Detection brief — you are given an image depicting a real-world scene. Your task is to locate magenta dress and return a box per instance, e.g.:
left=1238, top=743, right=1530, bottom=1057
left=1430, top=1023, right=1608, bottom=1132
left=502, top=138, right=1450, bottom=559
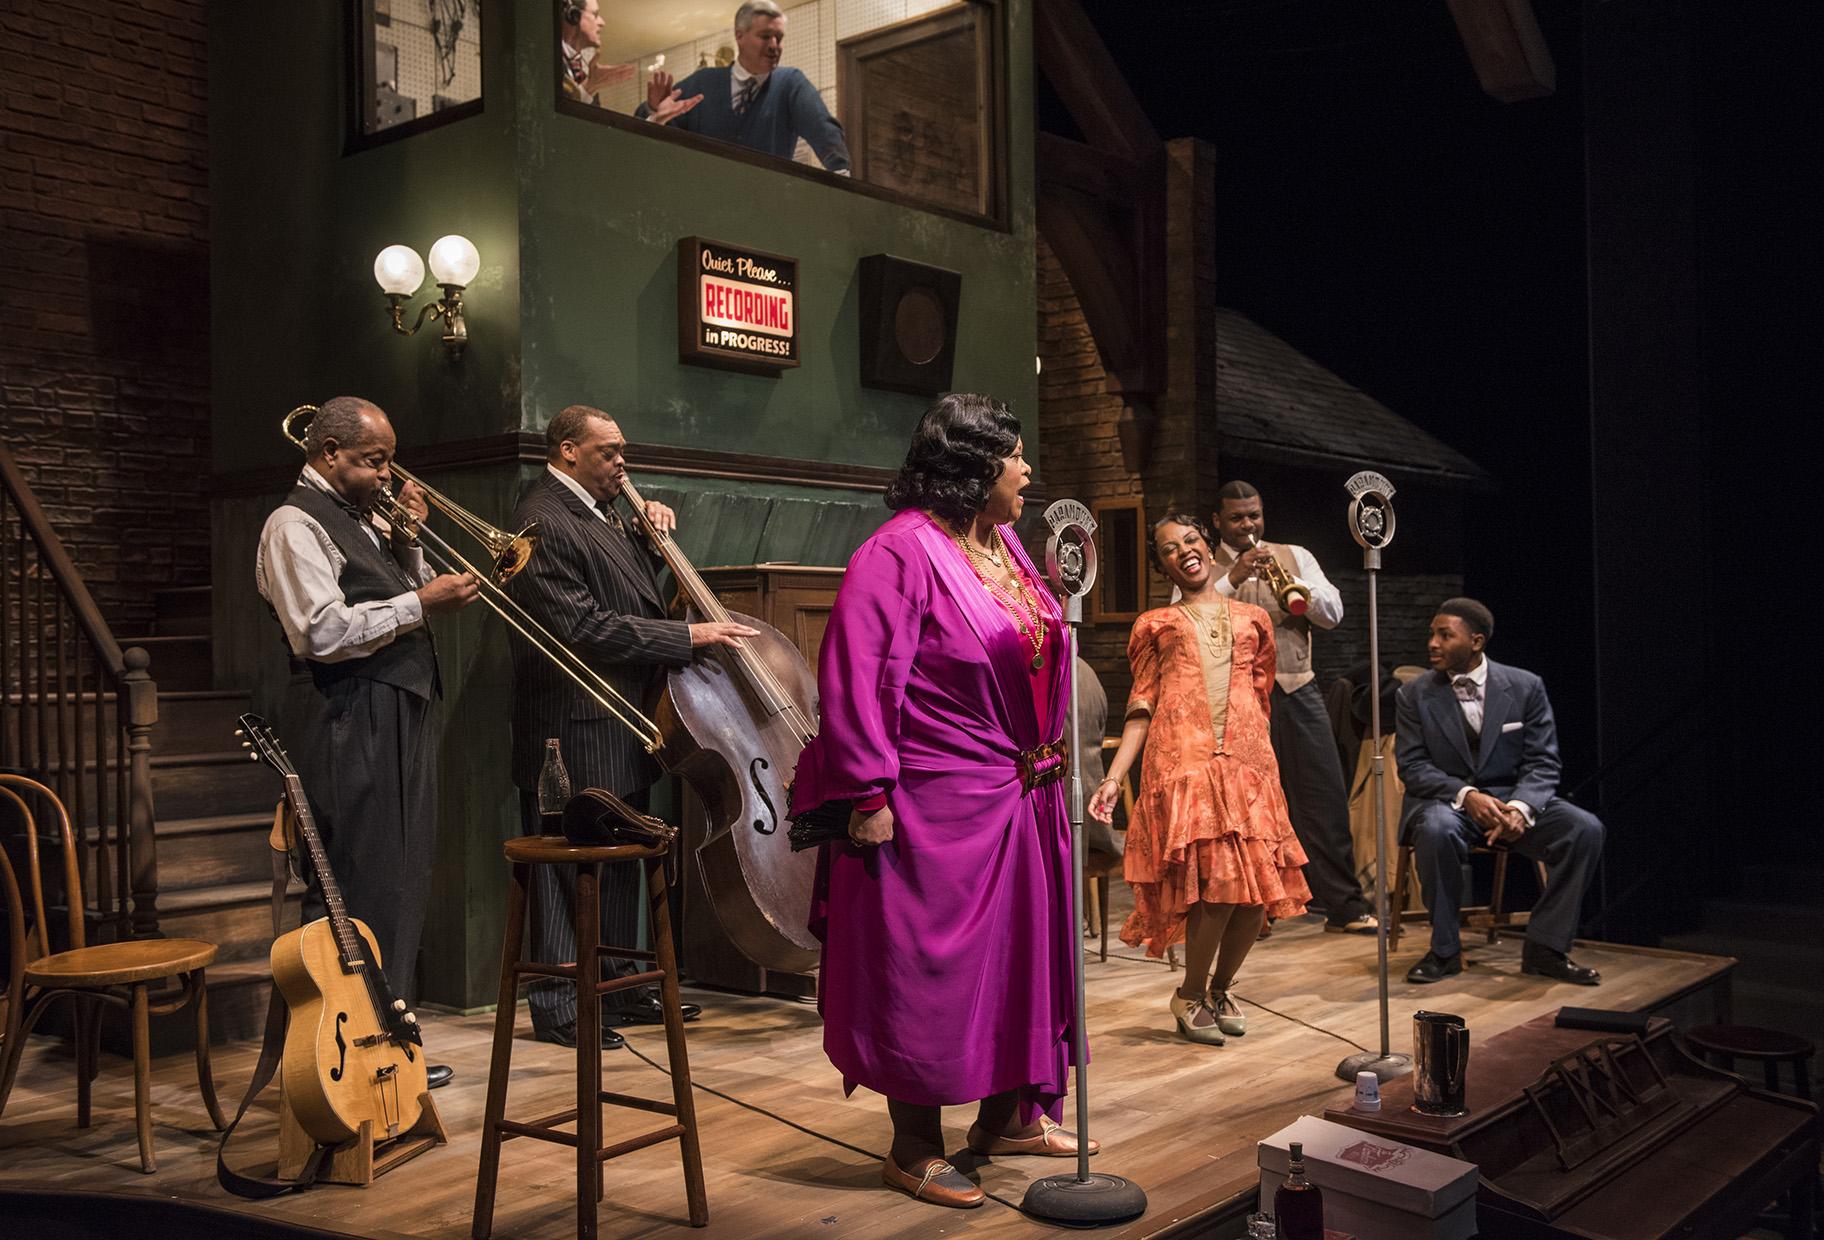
left=788, top=509, right=1077, bottom=1122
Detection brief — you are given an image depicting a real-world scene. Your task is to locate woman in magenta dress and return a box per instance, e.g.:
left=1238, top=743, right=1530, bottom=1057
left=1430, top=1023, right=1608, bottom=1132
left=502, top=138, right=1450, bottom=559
left=1090, top=513, right=1311, bottom=1045
left=788, top=394, right=1093, bottom=1209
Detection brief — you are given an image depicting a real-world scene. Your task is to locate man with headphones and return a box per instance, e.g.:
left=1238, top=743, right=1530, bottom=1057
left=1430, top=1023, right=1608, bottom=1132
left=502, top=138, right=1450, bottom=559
left=561, top=0, right=703, bottom=125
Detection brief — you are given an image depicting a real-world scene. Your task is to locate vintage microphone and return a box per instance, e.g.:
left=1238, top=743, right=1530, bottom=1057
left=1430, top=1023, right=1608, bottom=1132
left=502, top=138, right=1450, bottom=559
left=1334, top=471, right=1413, bottom=1085
left=1022, top=500, right=1148, bottom=1226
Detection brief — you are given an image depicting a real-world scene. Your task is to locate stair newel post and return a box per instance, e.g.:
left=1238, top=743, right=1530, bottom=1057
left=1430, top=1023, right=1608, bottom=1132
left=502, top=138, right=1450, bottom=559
left=121, top=645, right=161, bottom=939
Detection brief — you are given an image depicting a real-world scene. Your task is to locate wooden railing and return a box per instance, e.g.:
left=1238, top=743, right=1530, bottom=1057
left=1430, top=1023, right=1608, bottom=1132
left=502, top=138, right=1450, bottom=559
left=1, top=442, right=160, bottom=942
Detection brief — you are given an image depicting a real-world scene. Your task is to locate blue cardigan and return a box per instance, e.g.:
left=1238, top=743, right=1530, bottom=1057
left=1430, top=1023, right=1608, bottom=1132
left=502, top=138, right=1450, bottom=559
left=636, top=66, right=851, bottom=172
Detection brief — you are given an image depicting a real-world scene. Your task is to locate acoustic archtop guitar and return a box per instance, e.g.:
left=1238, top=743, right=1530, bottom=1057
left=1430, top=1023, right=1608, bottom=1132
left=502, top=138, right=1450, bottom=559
left=237, top=713, right=427, bottom=1145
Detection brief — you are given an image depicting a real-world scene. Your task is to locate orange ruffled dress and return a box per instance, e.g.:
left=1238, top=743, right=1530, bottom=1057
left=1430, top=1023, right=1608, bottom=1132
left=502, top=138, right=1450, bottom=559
left=1120, top=598, right=1311, bottom=957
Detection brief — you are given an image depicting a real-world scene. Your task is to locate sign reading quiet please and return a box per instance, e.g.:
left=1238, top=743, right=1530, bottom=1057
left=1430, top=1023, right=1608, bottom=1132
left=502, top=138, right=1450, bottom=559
left=677, top=236, right=800, bottom=373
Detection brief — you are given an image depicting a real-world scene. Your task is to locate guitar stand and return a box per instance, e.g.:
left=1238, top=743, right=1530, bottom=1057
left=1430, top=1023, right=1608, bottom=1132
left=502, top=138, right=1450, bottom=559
left=277, top=1090, right=448, bottom=1187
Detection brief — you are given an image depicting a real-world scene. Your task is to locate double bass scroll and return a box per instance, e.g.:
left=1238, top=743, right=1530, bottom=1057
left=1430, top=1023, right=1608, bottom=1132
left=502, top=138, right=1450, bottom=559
left=620, top=478, right=823, bottom=974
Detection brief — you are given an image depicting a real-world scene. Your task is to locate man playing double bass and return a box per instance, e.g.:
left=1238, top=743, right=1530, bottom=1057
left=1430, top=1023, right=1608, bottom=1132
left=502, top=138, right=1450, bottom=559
left=507, top=405, right=755, bottom=1049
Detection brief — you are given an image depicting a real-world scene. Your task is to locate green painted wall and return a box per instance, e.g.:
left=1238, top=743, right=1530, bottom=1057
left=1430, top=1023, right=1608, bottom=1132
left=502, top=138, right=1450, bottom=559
left=209, top=2, right=1036, bottom=1007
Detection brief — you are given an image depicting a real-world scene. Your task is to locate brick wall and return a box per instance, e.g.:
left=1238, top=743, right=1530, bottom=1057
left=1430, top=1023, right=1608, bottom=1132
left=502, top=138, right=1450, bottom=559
left=1037, top=138, right=1467, bottom=721
left=0, top=0, right=212, bottom=637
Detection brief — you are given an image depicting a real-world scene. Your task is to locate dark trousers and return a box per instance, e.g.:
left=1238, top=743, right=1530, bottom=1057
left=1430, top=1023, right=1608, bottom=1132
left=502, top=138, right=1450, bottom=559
left=519, top=789, right=646, bottom=1033
left=283, top=675, right=437, bottom=1006
left=1406, top=797, right=1603, bottom=957
left=1270, top=682, right=1372, bottom=922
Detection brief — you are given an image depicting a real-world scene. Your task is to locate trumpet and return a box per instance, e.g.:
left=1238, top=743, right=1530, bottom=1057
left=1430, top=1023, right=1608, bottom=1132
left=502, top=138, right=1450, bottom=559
left=282, top=404, right=663, bottom=751
left=1247, top=534, right=1310, bottom=617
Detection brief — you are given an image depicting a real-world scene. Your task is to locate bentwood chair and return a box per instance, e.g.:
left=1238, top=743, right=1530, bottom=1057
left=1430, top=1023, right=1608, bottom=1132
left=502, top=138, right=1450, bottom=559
left=1083, top=738, right=1134, bottom=963
left=0, top=775, right=225, bottom=1172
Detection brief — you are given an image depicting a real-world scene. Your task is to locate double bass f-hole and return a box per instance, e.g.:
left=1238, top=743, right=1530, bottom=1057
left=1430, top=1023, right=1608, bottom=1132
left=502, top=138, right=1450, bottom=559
left=750, top=756, right=778, bottom=834
left=330, top=1011, right=349, bottom=1081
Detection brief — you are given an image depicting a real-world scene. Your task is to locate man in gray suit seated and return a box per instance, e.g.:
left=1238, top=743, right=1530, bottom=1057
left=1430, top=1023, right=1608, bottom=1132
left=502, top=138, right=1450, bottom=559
left=1395, top=597, right=1604, bottom=986
left=635, top=1, right=851, bottom=173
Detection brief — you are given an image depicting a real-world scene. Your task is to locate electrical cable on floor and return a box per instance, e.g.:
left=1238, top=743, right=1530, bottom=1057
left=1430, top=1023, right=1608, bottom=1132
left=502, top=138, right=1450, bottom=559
left=1095, top=945, right=1372, bottom=1054
left=618, top=1035, right=1026, bottom=1211
left=607, top=925, right=1375, bottom=1209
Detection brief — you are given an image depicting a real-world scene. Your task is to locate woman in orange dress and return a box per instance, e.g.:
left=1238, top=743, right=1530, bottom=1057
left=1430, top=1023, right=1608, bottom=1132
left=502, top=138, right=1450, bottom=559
left=1089, top=513, right=1311, bottom=1045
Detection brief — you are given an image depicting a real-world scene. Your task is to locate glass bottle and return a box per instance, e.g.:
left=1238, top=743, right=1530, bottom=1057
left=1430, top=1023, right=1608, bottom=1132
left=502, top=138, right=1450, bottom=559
left=1274, top=1141, right=1324, bottom=1240
left=537, top=737, right=571, bottom=834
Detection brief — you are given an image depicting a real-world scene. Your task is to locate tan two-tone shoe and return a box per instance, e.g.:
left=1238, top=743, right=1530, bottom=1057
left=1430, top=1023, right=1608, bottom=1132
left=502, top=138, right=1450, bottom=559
left=1171, top=992, right=1226, bottom=1045
left=1206, top=987, right=1247, bottom=1037
left=966, top=1114, right=1100, bottom=1157
left=882, top=1155, right=985, bottom=1208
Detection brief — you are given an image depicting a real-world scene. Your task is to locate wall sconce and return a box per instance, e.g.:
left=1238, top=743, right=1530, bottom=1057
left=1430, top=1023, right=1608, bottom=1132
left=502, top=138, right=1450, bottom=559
left=373, top=234, right=480, bottom=358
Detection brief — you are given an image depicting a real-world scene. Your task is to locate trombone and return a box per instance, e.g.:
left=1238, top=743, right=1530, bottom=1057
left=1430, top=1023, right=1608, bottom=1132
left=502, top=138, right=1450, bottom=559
left=282, top=404, right=663, bottom=752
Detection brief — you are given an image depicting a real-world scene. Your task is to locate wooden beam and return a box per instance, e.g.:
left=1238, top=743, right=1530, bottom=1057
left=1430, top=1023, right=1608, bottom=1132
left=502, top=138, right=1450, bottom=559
left=1448, top=0, right=1557, bottom=101
left=1033, top=0, right=1161, bottom=163
left=1036, top=134, right=1166, bottom=399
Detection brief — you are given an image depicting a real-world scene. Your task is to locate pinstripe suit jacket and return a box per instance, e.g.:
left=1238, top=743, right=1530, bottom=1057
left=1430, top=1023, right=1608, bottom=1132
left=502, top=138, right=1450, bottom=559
left=506, top=471, right=693, bottom=794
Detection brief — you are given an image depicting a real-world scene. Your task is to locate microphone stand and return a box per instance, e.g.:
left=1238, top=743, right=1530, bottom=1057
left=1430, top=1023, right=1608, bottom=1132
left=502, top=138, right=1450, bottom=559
left=1336, top=478, right=1412, bottom=1084
left=1023, top=520, right=1146, bottom=1225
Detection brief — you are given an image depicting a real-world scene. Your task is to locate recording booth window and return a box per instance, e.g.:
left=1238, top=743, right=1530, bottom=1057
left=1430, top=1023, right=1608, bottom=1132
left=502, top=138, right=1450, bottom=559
left=1091, top=497, right=1146, bottom=626
left=557, top=0, right=1008, bottom=227
left=350, top=0, right=484, bottom=147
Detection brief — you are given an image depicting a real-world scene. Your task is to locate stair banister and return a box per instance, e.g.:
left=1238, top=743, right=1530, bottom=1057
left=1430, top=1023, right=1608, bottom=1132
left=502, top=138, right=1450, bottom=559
left=1, top=441, right=161, bottom=942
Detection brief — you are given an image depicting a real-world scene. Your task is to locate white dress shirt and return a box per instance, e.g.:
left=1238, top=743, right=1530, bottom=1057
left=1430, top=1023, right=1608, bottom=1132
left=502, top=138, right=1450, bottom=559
left=731, top=60, right=771, bottom=108
left=256, top=467, right=431, bottom=663
left=547, top=464, right=609, bottom=520
left=1212, top=541, right=1344, bottom=629
left=1445, top=656, right=1536, bottom=826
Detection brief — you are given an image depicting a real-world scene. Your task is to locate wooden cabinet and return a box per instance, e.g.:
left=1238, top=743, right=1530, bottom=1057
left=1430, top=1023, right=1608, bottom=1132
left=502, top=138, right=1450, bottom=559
left=677, top=564, right=843, bottom=998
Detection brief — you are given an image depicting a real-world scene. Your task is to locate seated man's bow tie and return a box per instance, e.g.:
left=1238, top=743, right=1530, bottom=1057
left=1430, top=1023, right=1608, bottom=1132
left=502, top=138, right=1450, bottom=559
left=1452, top=675, right=1479, bottom=702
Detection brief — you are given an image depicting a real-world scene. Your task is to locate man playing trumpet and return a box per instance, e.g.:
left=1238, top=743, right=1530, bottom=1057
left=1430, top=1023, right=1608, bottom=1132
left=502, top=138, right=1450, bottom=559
left=255, top=396, right=480, bottom=1088
left=1210, top=480, right=1378, bottom=935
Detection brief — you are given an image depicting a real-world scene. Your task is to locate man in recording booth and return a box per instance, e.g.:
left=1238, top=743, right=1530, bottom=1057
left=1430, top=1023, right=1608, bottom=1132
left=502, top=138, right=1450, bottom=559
left=506, top=406, right=755, bottom=1049
left=1209, top=480, right=1379, bottom=936
left=1396, top=598, right=1605, bottom=985
left=560, top=0, right=701, bottom=124
left=256, top=396, right=481, bottom=1089
left=633, top=0, right=852, bottom=173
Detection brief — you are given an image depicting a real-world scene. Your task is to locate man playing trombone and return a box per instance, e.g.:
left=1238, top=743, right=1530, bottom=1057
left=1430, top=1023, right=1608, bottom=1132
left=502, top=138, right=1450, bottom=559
left=507, top=405, right=754, bottom=1049
left=256, top=396, right=479, bottom=1089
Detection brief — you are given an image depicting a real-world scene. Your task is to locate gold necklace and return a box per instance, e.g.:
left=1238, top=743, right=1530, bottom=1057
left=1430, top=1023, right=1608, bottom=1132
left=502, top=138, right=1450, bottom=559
left=1178, top=596, right=1230, bottom=641
left=950, top=525, right=1047, bottom=670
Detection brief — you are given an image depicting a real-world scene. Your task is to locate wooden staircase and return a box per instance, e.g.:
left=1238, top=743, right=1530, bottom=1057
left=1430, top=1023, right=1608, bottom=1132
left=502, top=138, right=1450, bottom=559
left=130, top=584, right=301, bottom=1042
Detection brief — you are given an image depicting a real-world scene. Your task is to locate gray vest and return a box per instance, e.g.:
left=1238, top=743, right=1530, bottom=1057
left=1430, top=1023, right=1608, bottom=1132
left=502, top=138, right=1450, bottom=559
left=1214, top=540, right=1314, bottom=692
left=279, top=484, right=439, bottom=700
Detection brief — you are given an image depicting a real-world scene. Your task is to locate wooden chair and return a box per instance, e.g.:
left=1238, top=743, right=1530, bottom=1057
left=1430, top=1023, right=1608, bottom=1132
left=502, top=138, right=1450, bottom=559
left=1387, top=840, right=1550, bottom=951
left=0, top=775, right=225, bottom=1172
left=1081, top=738, right=1134, bottom=963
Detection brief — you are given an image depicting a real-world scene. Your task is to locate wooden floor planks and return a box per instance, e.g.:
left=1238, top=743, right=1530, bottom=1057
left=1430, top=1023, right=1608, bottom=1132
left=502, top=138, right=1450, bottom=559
left=0, top=916, right=1730, bottom=1238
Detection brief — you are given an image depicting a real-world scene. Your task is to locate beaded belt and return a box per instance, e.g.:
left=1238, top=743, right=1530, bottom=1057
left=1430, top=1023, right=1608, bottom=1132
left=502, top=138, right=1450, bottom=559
left=1018, top=737, right=1070, bottom=794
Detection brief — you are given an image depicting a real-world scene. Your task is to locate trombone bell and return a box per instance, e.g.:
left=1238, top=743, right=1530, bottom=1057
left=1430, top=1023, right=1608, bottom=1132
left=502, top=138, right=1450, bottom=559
left=492, top=523, right=541, bottom=585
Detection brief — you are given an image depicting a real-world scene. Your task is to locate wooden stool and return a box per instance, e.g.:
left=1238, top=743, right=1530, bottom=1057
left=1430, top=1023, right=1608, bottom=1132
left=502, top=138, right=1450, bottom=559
left=472, top=837, right=707, bottom=1238
left=1388, top=842, right=1549, bottom=951
left=1686, top=1024, right=1815, bottom=1098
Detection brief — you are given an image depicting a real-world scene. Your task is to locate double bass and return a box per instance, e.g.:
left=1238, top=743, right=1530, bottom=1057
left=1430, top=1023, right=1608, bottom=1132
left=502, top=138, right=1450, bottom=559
left=620, top=477, right=822, bottom=973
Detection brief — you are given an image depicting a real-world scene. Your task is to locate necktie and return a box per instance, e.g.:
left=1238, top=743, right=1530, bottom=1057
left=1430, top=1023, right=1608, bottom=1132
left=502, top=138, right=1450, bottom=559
left=569, top=54, right=587, bottom=87
left=595, top=500, right=625, bottom=534
left=736, top=76, right=758, bottom=116
left=1453, top=675, right=1483, bottom=740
